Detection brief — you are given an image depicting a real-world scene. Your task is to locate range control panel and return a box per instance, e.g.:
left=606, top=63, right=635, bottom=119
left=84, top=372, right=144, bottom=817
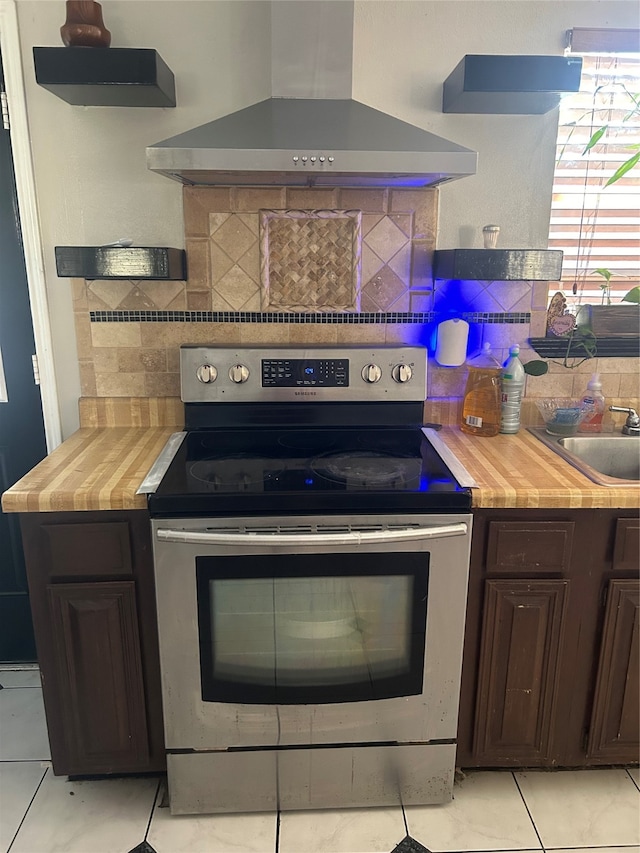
left=180, top=346, right=427, bottom=404
left=262, top=358, right=349, bottom=388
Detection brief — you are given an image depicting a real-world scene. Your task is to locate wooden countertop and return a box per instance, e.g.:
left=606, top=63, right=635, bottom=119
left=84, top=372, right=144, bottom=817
left=437, top=427, right=640, bottom=509
left=1, top=427, right=178, bottom=513
left=2, top=424, right=638, bottom=513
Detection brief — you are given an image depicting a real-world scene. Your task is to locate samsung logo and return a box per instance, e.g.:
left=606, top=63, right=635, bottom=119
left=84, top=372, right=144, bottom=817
left=295, top=391, right=317, bottom=396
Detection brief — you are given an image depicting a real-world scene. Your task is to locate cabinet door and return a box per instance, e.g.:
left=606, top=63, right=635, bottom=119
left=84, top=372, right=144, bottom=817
left=47, top=581, right=150, bottom=774
left=587, top=580, right=640, bottom=762
left=473, top=579, right=569, bottom=765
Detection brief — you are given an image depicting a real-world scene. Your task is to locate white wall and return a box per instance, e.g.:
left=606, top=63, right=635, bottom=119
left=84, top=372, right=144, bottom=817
left=353, top=0, right=638, bottom=249
left=16, top=0, right=271, bottom=437
left=14, top=0, right=639, bottom=437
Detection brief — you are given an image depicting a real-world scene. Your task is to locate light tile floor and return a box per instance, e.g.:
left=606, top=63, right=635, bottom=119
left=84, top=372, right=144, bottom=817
left=0, top=668, right=638, bottom=853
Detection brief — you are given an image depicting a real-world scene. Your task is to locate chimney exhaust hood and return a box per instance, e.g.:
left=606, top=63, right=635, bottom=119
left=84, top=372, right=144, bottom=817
left=146, top=1, right=477, bottom=188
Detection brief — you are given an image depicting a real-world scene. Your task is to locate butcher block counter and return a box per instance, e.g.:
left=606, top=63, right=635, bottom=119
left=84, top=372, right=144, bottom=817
left=2, top=422, right=638, bottom=513
left=1, top=427, right=178, bottom=513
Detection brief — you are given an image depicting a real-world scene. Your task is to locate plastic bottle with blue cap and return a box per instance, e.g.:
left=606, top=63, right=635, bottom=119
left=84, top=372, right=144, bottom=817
left=500, top=344, right=525, bottom=434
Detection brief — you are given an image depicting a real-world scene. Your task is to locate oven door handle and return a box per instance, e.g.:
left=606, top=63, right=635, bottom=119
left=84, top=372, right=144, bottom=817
left=155, top=523, right=468, bottom=547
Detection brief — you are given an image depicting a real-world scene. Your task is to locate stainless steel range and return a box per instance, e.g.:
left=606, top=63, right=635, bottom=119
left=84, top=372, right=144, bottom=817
left=142, top=345, right=474, bottom=815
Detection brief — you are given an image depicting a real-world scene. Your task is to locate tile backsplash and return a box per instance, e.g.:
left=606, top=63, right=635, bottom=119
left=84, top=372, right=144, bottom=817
left=73, top=184, right=638, bottom=409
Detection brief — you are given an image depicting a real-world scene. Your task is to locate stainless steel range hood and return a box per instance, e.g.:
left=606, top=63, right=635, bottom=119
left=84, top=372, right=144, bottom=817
left=146, top=1, right=477, bottom=188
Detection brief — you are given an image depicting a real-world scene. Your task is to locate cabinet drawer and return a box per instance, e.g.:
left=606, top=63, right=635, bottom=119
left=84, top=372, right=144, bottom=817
left=43, top=522, right=132, bottom=578
left=486, top=521, right=574, bottom=574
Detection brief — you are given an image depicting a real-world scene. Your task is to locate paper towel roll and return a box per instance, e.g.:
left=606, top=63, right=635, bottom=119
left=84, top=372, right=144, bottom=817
left=435, top=318, right=469, bottom=367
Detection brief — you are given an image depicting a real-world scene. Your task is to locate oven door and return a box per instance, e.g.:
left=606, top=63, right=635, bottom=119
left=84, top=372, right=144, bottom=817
left=152, top=513, right=471, bottom=750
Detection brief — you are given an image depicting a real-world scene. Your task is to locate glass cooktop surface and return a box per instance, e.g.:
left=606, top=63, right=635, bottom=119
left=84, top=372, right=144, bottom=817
left=149, top=427, right=472, bottom=517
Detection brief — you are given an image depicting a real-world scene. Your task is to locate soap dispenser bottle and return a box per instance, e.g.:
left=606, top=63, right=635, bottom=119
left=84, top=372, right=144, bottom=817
left=460, top=343, right=502, bottom=437
left=579, top=373, right=605, bottom=433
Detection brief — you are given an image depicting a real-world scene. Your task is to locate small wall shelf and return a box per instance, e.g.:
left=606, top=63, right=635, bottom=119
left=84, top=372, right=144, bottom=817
left=529, top=336, right=640, bottom=359
left=55, top=247, right=186, bottom=280
left=433, top=249, right=563, bottom=281
left=442, top=55, right=582, bottom=114
left=33, top=47, right=176, bottom=107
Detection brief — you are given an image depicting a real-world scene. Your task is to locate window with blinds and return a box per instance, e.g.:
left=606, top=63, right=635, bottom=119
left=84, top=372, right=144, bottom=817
left=548, top=31, right=640, bottom=304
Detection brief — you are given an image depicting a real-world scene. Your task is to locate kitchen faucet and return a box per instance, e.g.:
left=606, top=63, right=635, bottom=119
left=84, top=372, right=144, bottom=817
left=609, top=406, right=640, bottom=436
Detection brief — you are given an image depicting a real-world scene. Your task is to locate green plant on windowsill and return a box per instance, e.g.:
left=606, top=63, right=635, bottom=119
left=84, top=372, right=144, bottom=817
left=555, top=326, right=598, bottom=369
left=584, top=86, right=640, bottom=187
left=534, top=81, right=638, bottom=371
left=594, top=268, right=640, bottom=306
left=581, top=86, right=640, bottom=313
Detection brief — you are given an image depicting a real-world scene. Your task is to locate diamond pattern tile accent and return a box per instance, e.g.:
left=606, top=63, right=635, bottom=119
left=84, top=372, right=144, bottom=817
left=88, top=280, right=136, bottom=310
left=366, top=216, right=410, bottom=263
left=137, top=282, right=185, bottom=310
left=388, top=243, right=412, bottom=283
left=210, top=291, right=237, bottom=311
left=213, top=214, right=257, bottom=262
left=362, top=213, right=385, bottom=236
left=217, top=265, right=260, bottom=310
left=362, top=244, right=386, bottom=285
left=208, top=212, right=231, bottom=236
left=364, top=266, right=407, bottom=310
left=237, top=212, right=260, bottom=235
left=236, top=241, right=260, bottom=282
left=210, top=243, right=236, bottom=284
left=118, top=286, right=157, bottom=311
left=389, top=212, right=413, bottom=238
left=490, top=280, right=532, bottom=311
left=433, top=278, right=486, bottom=310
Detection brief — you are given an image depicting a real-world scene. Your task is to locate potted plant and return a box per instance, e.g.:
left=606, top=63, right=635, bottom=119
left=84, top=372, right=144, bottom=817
left=561, top=81, right=640, bottom=338
left=576, top=278, right=640, bottom=337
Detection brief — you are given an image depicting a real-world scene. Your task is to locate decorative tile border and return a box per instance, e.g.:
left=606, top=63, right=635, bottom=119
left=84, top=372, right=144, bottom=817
left=89, top=310, right=531, bottom=324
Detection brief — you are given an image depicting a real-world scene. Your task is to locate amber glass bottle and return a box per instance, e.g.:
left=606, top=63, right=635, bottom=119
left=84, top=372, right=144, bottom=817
left=460, top=344, right=502, bottom=437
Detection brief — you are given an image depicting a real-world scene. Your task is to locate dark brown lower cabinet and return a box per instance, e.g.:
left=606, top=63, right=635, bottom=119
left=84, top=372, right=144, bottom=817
left=587, top=579, right=639, bottom=762
left=20, top=510, right=165, bottom=776
left=458, top=509, right=640, bottom=769
left=473, top=579, right=568, bottom=765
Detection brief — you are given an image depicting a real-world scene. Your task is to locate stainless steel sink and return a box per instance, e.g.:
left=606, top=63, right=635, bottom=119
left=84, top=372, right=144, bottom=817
left=528, top=428, right=640, bottom=486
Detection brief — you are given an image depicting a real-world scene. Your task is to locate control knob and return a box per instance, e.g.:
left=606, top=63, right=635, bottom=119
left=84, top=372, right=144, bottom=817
left=229, top=364, right=250, bottom=384
left=391, top=363, right=412, bottom=383
left=361, top=363, right=382, bottom=384
left=196, top=364, right=217, bottom=384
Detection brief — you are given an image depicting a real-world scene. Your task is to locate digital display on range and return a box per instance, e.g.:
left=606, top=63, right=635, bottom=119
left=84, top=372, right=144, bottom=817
left=262, top=359, right=349, bottom=387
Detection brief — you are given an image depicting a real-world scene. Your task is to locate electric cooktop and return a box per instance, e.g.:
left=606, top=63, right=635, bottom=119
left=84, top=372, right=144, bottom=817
left=148, top=426, right=472, bottom=517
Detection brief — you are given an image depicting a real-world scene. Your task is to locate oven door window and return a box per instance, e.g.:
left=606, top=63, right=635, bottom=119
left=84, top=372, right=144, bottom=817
left=196, top=552, right=428, bottom=704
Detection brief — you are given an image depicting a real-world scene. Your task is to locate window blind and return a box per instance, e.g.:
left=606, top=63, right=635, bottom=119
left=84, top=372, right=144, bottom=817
left=548, top=45, right=640, bottom=304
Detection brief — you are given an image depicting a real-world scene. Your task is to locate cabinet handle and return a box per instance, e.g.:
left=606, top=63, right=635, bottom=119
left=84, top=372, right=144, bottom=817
left=156, top=523, right=468, bottom=547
